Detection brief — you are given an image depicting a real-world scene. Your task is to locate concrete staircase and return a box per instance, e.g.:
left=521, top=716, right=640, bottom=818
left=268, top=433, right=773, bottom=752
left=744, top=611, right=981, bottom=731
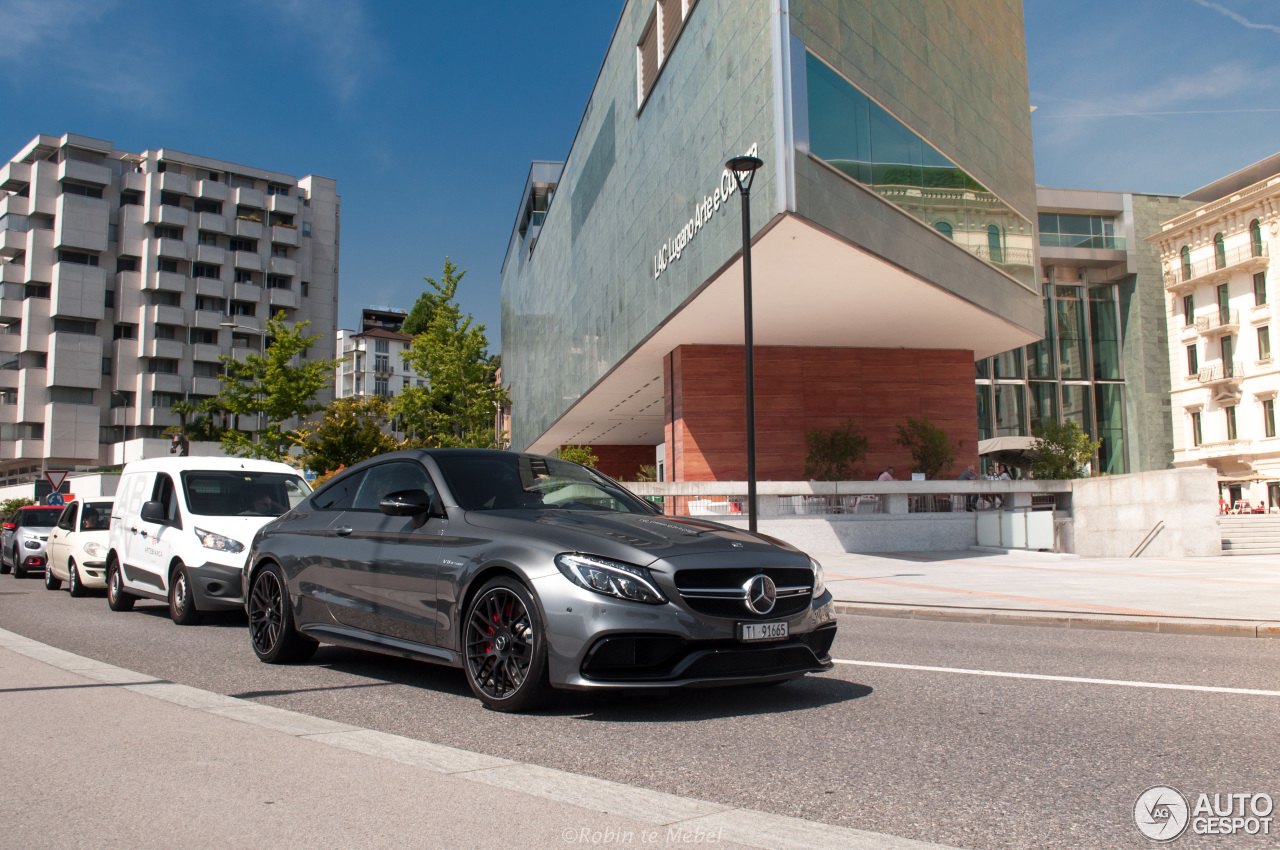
left=1220, top=516, right=1280, bottom=555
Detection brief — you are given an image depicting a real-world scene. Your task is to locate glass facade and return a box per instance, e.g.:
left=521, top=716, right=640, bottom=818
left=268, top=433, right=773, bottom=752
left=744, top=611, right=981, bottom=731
left=976, top=280, right=1128, bottom=473
left=1037, top=213, right=1124, bottom=250
left=805, top=52, right=1035, bottom=289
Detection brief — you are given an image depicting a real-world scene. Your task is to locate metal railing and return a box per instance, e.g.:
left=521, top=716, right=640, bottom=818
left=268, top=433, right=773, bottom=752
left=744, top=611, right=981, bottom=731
left=1195, top=309, right=1239, bottom=334
left=1197, top=361, right=1244, bottom=384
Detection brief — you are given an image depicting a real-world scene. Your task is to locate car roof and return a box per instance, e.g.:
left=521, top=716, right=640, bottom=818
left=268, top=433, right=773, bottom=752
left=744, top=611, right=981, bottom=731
left=119, top=457, right=300, bottom=474
left=19, top=505, right=62, bottom=510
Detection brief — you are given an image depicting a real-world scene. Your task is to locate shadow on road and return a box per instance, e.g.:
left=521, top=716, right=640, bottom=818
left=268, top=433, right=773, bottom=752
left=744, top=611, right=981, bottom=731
left=560, top=677, right=872, bottom=722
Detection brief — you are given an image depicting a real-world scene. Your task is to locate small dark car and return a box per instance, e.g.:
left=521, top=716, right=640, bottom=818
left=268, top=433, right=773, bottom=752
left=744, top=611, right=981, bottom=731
left=244, top=449, right=837, bottom=711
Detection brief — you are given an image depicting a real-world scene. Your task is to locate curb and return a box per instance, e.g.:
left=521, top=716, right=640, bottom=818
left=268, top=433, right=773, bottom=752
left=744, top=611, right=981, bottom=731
left=966, top=545, right=1080, bottom=560
left=0, top=626, right=954, bottom=850
left=833, top=602, right=1280, bottom=639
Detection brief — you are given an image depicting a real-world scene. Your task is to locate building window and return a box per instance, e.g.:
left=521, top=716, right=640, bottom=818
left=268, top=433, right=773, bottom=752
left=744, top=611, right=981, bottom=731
left=192, top=263, right=220, bottom=279
left=155, top=225, right=183, bottom=241
left=266, top=274, right=290, bottom=290
left=374, top=376, right=389, bottom=396
left=301, top=222, right=311, bottom=238
left=1191, top=411, right=1202, bottom=447
left=1251, top=219, right=1264, bottom=258
left=194, top=361, right=223, bottom=377
left=116, top=256, right=138, bottom=273
left=1255, top=272, right=1267, bottom=306
left=198, top=231, right=219, bottom=246
left=147, top=359, right=179, bottom=374
left=110, top=391, right=135, bottom=408
left=375, top=355, right=389, bottom=373
left=268, top=213, right=294, bottom=227
left=1214, top=232, right=1226, bottom=270
left=160, top=191, right=183, bottom=208
left=234, top=269, right=256, bottom=284
left=51, top=318, right=96, bottom=335
left=113, top=324, right=137, bottom=340
left=1181, top=245, right=1192, bottom=282
left=154, top=324, right=178, bottom=340
left=229, top=238, right=256, bottom=253
left=1037, top=213, right=1121, bottom=249
left=195, top=295, right=224, bottom=312
left=1266, top=399, right=1278, bottom=439
left=267, top=185, right=289, bottom=196
left=61, top=182, right=103, bottom=199
left=148, top=290, right=181, bottom=307
left=934, top=221, right=953, bottom=239
left=57, top=250, right=98, bottom=266
left=300, top=281, right=309, bottom=296
left=1183, top=294, right=1194, bottom=324
left=189, top=328, right=218, bottom=345
left=270, top=243, right=289, bottom=258
left=1260, top=326, right=1272, bottom=361
left=374, top=339, right=389, bottom=354
left=193, top=198, right=222, bottom=215
left=229, top=301, right=256, bottom=317
left=101, top=357, right=111, bottom=376
left=1217, top=283, right=1230, bottom=322
left=23, top=283, right=50, bottom=299
left=1226, top=405, right=1238, bottom=441
left=49, top=387, right=94, bottom=405
left=1186, top=344, right=1198, bottom=377
left=120, top=191, right=142, bottom=207
left=151, top=392, right=183, bottom=409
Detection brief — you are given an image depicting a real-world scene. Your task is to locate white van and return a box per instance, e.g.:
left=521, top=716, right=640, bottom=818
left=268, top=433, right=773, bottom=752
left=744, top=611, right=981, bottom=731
left=106, top=457, right=311, bottom=624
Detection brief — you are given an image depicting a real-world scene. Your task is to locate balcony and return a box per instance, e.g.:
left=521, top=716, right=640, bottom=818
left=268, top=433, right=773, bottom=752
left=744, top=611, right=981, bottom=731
left=233, top=282, right=262, bottom=303
left=194, top=277, right=225, bottom=298
left=51, top=262, right=107, bottom=320
left=1198, top=361, right=1244, bottom=386
left=151, top=271, right=187, bottom=292
left=156, top=238, right=188, bottom=260
left=0, top=161, right=32, bottom=192
left=3, top=262, right=26, bottom=285
left=271, top=224, right=299, bottom=247
left=119, top=171, right=145, bottom=193
left=57, top=159, right=110, bottom=187
left=224, top=312, right=264, bottom=332
left=195, top=244, right=224, bottom=265
left=195, top=179, right=228, bottom=201
left=193, top=309, right=224, bottom=329
left=54, top=193, right=109, bottom=252
left=143, top=372, right=185, bottom=395
left=235, top=186, right=265, bottom=209
left=0, top=298, right=20, bottom=322
left=147, top=304, right=186, bottom=326
left=0, top=193, right=30, bottom=218
left=267, top=286, right=298, bottom=309
left=192, top=343, right=223, bottom=362
left=197, top=211, right=226, bottom=233
left=233, top=250, right=262, bottom=271
left=1169, top=243, right=1270, bottom=290
left=1196, top=309, right=1239, bottom=337
left=155, top=204, right=189, bottom=227
left=233, top=217, right=263, bottom=239
left=192, top=376, right=222, bottom=396
left=268, top=255, right=298, bottom=277
left=1194, top=438, right=1254, bottom=459
left=158, top=172, right=191, bottom=196
left=142, top=338, right=185, bottom=359
left=267, top=193, right=300, bottom=216
left=0, top=228, right=27, bottom=258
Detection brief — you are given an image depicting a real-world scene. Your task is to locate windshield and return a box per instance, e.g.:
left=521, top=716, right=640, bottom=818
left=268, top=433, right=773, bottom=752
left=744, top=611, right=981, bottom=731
left=18, top=508, right=62, bottom=527
left=181, top=471, right=312, bottom=517
left=432, top=453, right=654, bottom=514
left=80, top=501, right=113, bottom=531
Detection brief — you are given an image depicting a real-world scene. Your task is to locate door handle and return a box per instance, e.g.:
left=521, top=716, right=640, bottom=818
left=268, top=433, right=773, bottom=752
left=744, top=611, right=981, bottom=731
left=333, top=526, right=353, bottom=537
left=130, top=528, right=138, bottom=535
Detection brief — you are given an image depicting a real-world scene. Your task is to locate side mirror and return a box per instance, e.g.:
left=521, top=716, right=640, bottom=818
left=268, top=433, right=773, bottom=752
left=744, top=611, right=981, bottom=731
left=379, top=489, right=434, bottom=517
left=139, top=501, right=166, bottom=524
left=2, top=523, right=14, bottom=531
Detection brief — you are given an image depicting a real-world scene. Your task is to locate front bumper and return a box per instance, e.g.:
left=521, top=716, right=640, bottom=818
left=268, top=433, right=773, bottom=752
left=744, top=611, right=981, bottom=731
left=536, top=573, right=838, bottom=691
left=187, top=561, right=245, bottom=611
left=75, top=560, right=109, bottom=588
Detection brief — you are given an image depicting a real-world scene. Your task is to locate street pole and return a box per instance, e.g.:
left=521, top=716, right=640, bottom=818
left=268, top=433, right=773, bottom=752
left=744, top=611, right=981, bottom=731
left=726, top=155, right=764, bottom=533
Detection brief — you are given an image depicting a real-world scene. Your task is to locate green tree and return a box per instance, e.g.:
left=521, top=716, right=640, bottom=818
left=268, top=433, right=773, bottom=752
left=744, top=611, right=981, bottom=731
left=393, top=259, right=509, bottom=448
left=636, top=464, right=658, bottom=482
left=400, top=259, right=465, bottom=336
left=1030, top=420, right=1102, bottom=479
left=298, top=395, right=400, bottom=476
left=2, top=497, right=35, bottom=516
left=558, top=445, right=599, bottom=467
left=169, top=399, right=198, bottom=437
left=894, top=417, right=960, bottom=479
left=216, top=311, right=344, bottom=462
left=804, top=420, right=869, bottom=480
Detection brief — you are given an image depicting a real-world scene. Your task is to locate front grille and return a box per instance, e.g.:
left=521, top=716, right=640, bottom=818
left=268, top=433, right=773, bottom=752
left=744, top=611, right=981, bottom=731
left=673, top=567, right=813, bottom=620
left=580, top=633, right=826, bottom=682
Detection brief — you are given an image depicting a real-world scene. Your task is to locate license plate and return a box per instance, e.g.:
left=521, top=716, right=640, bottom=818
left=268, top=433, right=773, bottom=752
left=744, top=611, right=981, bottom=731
left=739, top=621, right=788, bottom=642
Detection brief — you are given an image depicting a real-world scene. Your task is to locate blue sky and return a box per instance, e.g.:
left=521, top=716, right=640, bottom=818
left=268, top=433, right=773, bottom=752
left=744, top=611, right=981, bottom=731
left=2, top=1, right=1278, bottom=350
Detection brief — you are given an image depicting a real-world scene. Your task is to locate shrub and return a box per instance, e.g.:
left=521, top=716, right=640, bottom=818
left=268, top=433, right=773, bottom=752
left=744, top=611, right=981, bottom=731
left=804, top=420, right=869, bottom=481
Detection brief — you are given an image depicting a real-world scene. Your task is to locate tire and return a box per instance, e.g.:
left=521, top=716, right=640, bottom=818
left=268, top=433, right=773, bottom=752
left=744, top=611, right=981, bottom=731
left=0, top=547, right=9, bottom=574
left=462, top=576, right=551, bottom=713
left=67, top=559, right=87, bottom=597
left=106, top=558, right=135, bottom=612
left=43, top=559, right=61, bottom=590
left=248, top=562, right=317, bottom=664
left=168, top=563, right=202, bottom=625
left=12, top=550, right=26, bottom=579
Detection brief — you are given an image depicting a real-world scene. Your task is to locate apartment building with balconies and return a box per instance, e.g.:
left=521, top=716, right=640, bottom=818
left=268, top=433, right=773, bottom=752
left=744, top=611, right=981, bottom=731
left=335, top=323, right=417, bottom=399
left=1151, top=153, right=1279, bottom=505
left=0, top=133, right=339, bottom=485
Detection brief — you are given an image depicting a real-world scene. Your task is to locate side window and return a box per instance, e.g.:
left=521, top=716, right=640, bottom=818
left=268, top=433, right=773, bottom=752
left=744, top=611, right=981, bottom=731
left=57, top=504, right=77, bottom=531
left=351, top=462, right=437, bottom=511
left=151, top=474, right=181, bottom=525
left=312, top=469, right=367, bottom=511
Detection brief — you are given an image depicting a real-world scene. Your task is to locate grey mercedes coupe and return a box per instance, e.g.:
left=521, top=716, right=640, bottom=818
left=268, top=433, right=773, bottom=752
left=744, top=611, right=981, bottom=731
left=244, top=449, right=836, bottom=711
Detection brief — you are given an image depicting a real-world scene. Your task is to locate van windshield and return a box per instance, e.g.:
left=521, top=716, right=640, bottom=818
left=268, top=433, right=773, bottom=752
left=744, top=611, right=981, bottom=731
left=181, top=471, right=311, bottom=517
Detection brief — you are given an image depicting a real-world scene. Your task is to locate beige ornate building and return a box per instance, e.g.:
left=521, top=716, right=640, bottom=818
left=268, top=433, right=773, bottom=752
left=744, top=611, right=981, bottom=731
left=1152, top=154, right=1279, bottom=506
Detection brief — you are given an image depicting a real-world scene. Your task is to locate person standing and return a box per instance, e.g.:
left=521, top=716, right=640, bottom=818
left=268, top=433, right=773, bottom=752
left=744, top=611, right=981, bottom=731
left=878, top=467, right=895, bottom=481
left=959, top=464, right=978, bottom=511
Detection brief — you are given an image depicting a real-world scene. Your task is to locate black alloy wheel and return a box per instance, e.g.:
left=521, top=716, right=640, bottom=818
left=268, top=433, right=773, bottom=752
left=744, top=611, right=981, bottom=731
left=67, top=559, right=86, bottom=597
left=463, top=577, right=550, bottom=712
left=106, top=559, right=134, bottom=612
left=248, top=563, right=317, bottom=664
left=43, top=559, right=60, bottom=590
left=168, top=563, right=202, bottom=625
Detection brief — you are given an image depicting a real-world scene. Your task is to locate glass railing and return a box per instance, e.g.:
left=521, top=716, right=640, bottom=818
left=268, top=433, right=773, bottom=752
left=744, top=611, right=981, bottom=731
left=1039, top=233, right=1126, bottom=250
left=804, top=50, right=1036, bottom=289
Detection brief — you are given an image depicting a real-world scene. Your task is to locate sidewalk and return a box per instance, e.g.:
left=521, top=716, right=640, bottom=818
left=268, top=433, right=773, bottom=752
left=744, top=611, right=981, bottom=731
left=819, top=549, right=1280, bottom=637
left=0, top=629, right=950, bottom=850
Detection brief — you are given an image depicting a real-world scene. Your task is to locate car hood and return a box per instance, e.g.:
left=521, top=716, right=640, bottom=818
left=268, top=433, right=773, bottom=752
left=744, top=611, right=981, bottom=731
left=461, top=509, right=803, bottom=566
left=18, top=525, right=54, bottom=536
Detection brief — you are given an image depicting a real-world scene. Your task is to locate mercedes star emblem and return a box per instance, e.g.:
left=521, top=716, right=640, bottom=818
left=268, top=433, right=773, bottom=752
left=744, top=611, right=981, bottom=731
left=743, top=574, right=777, bottom=615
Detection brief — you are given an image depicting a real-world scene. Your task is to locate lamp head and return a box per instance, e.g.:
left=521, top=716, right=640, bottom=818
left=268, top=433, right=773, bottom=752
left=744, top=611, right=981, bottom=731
left=726, top=155, right=764, bottom=193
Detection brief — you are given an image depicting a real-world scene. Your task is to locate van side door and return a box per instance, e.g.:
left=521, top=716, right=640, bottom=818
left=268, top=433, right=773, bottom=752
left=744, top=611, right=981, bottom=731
left=133, top=473, right=182, bottom=593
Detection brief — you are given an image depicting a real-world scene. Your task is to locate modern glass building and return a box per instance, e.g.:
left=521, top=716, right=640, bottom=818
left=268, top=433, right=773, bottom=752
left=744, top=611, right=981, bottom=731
left=975, top=189, right=1197, bottom=475
left=501, top=0, right=1043, bottom=483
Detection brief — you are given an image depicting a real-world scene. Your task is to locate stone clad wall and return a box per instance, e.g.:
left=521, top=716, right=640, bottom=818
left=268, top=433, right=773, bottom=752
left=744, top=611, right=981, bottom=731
left=1062, top=467, right=1221, bottom=557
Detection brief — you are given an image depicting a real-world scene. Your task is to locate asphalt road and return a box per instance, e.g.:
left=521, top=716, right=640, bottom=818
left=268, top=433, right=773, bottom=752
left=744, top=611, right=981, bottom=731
left=3, top=574, right=1278, bottom=849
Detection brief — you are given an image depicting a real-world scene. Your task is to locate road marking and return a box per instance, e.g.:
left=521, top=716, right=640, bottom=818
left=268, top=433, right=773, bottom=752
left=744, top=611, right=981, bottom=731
left=832, top=658, right=1280, bottom=697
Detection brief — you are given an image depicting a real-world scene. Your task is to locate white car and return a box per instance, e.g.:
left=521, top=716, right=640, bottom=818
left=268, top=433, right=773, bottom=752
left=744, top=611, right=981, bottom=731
left=106, top=457, right=310, bottom=625
left=44, top=499, right=114, bottom=596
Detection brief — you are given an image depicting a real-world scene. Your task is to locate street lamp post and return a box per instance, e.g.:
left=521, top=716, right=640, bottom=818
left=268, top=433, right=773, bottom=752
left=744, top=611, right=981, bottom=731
left=726, top=154, right=764, bottom=534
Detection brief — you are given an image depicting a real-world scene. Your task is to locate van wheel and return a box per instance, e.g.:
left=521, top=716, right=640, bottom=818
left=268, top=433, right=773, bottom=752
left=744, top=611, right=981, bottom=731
left=248, top=562, right=317, bottom=663
left=106, top=559, right=135, bottom=612
left=67, top=559, right=87, bottom=597
left=44, top=560, right=61, bottom=590
left=169, top=563, right=202, bottom=625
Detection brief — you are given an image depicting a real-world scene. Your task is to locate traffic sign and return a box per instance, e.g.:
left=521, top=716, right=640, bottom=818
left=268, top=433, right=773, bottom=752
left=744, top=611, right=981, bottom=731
left=44, top=470, right=69, bottom=492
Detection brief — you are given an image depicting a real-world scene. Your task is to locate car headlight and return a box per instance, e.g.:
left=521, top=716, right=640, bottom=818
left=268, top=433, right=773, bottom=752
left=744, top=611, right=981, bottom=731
left=23, top=539, right=40, bottom=549
left=810, top=557, right=826, bottom=597
left=194, top=527, right=245, bottom=554
left=555, top=553, right=666, bottom=605
left=82, top=542, right=107, bottom=559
